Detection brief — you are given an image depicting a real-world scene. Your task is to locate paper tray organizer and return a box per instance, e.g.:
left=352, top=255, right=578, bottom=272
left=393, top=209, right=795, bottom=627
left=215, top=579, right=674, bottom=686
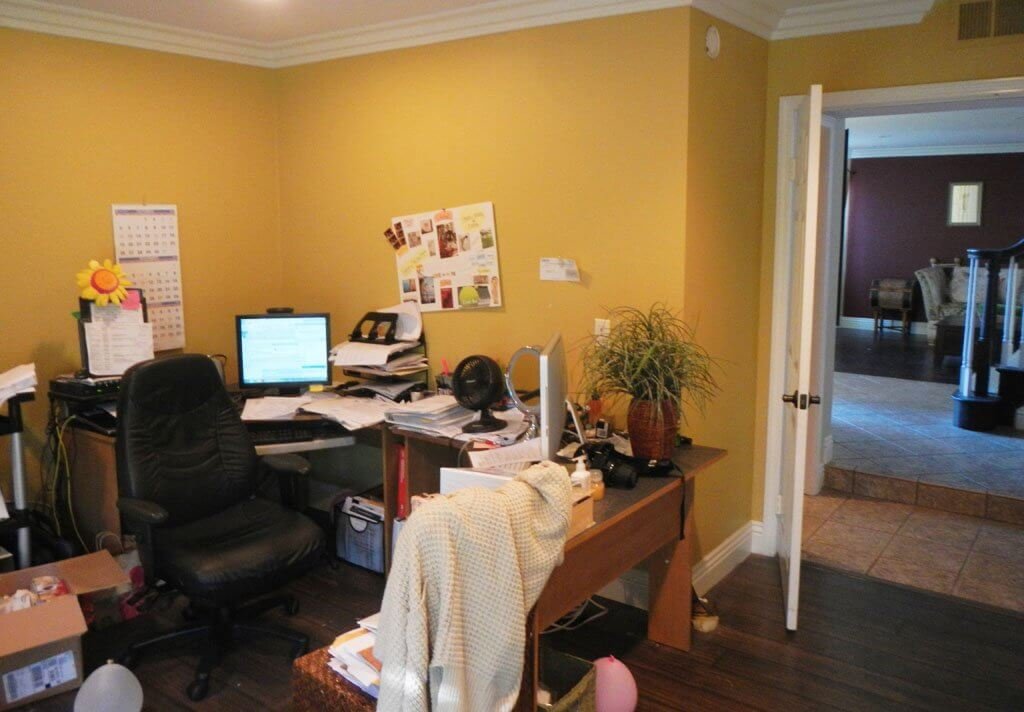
left=339, top=311, right=429, bottom=383
left=349, top=312, right=404, bottom=345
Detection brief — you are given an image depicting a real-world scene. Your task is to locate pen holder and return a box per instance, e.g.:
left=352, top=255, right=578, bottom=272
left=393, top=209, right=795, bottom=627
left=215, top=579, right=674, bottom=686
left=435, top=373, right=453, bottom=395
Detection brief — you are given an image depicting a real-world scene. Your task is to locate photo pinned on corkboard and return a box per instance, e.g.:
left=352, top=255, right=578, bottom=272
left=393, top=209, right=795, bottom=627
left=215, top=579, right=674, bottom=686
left=387, top=202, right=501, bottom=312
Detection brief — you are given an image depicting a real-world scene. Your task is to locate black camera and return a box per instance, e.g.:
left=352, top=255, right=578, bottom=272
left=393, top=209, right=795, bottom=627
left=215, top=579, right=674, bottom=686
left=582, top=442, right=639, bottom=489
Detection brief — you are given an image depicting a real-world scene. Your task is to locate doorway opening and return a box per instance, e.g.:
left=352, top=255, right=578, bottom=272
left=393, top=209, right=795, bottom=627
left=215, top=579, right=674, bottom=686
left=766, top=78, right=1024, bottom=622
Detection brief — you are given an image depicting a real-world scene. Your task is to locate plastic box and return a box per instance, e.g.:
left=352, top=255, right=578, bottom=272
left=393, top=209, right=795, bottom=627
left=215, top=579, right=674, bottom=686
left=336, top=496, right=385, bottom=574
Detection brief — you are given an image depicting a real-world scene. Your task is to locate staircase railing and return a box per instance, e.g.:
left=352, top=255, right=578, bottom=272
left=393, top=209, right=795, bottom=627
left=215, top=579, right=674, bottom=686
left=955, top=237, right=1024, bottom=430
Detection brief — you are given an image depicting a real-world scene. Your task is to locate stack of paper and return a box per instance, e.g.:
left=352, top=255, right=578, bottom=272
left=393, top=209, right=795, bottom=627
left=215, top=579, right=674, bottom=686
left=336, top=379, right=421, bottom=401
left=240, top=396, right=312, bottom=421
left=331, top=340, right=419, bottom=367
left=384, top=395, right=476, bottom=436
left=327, top=614, right=382, bottom=698
left=454, top=409, right=530, bottom=445
left=340, top=351, right=429, bottom=377
left=299, top=394, right=390, bottom=430
left=0, top=364, right=37, bottom=409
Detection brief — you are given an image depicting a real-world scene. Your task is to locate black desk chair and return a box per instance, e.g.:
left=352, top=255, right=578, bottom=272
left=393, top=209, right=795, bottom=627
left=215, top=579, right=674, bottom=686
left=115, top=354, right=324, bottom=701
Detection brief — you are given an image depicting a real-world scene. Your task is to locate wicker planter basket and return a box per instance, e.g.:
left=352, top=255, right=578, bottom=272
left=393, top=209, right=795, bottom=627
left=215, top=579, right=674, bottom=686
left=627, top=399, right=678, bottom=460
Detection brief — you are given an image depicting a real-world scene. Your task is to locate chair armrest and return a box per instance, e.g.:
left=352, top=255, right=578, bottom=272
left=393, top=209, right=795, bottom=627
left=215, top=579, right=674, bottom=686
left=117, top=497, right=169, bottom=525
left=260, top=454, right=312, bottom=510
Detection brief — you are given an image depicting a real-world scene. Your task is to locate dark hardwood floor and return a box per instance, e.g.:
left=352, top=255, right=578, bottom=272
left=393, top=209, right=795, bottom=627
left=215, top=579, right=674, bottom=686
left=33, top=555, right=1024, bottom=711
left=834, top=327, right=958, bottom=384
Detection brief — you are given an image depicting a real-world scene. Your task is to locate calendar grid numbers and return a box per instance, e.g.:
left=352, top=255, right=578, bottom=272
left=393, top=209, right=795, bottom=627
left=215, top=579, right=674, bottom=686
left=112, top=204, right=186, bottom=351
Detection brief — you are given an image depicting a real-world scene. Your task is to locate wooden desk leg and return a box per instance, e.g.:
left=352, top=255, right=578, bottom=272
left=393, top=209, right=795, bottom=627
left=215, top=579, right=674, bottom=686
left=648, top=474, right=693, bottom=651
left=647, top=537, right=691, bottom=651
left=515, top=610, right=540, bottom=712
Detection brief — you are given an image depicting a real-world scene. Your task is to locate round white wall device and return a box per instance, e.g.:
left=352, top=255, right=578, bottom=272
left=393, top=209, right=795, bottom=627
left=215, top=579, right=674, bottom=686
left=705, top=25, right=721, bottom=59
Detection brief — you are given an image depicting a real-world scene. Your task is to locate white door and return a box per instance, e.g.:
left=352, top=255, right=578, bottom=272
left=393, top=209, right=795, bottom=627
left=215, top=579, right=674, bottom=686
left=776, top=84, right=825, bottom=631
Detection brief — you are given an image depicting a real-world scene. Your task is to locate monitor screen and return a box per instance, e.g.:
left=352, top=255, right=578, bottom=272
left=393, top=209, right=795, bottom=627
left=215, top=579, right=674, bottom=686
left=236, top=313, right=331, bottom=390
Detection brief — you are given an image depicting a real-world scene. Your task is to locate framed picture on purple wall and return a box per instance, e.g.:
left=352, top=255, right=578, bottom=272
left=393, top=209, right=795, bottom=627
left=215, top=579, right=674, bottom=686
left=948, top=182, right=983, bottom=226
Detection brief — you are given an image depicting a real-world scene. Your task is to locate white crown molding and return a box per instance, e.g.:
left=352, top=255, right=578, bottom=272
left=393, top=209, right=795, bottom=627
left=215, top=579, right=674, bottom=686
left=0, top=0, right=274, bottom=66
left=269, top=0, right=690, bottom=66
left=773, top=0, right=935, bottom=40
left=0, top=0, right=939, bottom=67
left=0, top=0, right=693, bottom=67
left=691, top=0, right=779, bottom=39
left=850, top=142, right=1024, bottom=158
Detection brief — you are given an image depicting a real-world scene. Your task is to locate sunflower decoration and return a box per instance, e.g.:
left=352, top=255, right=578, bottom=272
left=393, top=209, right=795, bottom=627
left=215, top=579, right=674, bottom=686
left=76, top=259, right=132, bottom=306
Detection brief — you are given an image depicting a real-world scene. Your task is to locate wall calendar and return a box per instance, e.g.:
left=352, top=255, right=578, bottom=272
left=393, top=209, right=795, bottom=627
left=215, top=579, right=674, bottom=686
left=112, top=204, right=186, bottom=351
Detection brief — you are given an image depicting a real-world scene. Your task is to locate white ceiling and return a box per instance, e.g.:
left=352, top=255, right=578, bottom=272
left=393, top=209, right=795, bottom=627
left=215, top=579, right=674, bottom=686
left=848, top=106, right=1024, bottom=157
left=0, top=0, right=938, bottom=66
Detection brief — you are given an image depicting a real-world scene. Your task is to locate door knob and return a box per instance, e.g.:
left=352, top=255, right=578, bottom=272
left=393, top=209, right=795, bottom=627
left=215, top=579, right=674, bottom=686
left=781, top=390, right=799, bottom=408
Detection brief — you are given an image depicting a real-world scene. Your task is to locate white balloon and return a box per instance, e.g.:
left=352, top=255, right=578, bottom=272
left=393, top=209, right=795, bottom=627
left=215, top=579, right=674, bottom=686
left=74, top=661, right=143, bottom=712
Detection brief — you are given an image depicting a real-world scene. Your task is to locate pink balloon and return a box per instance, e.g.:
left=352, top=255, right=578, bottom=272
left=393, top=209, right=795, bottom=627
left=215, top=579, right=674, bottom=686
left=593, top=655, right=637, bottom=712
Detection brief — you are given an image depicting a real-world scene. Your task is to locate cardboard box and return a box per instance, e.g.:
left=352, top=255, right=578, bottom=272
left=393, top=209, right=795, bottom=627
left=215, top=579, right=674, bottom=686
left=0, top=551, right=130, bottom=710
left=439, top=467, right=595, bottom=539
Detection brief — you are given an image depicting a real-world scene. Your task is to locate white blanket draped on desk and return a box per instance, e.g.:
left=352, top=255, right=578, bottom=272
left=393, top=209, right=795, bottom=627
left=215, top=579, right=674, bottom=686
left=375, top=461, right=571, bottom=712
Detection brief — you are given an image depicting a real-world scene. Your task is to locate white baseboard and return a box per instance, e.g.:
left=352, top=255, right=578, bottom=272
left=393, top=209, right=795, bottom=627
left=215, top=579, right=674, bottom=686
left=596, top=520, right=763, bottom=608
left=693, top=521, right=760, bottom=595
left=839, top=315, right=928, bottom=336
left=750, top=520, right=772, bottom=555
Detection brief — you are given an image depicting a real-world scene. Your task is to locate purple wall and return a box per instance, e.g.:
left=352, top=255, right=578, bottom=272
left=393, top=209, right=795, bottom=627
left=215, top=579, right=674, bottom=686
left=843, top=153, right=1024, bottom=321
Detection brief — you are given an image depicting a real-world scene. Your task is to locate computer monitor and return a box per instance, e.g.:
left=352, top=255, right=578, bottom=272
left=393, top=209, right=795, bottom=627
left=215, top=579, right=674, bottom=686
left=539, top=332, right=567, bottom=460
left=236, top=313, right=331, bottom=394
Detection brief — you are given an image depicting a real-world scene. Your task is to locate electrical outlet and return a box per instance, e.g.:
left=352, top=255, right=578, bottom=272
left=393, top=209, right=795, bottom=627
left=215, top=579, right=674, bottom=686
left=594, top=318, right=611, bottom=337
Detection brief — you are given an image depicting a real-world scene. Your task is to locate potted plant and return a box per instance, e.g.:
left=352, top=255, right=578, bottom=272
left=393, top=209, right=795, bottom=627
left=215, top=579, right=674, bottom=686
left=581, top=304, right=718, bottom=460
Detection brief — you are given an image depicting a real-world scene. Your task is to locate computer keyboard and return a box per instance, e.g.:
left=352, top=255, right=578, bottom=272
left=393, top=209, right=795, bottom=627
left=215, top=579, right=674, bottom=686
left=246, top=419, right=349, bottom=445
left=249, top=427, right=317, bottom=445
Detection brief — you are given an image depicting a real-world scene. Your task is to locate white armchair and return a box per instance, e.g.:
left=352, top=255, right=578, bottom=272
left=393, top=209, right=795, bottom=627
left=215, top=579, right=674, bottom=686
left=916, top=258, right=1021, bottom=344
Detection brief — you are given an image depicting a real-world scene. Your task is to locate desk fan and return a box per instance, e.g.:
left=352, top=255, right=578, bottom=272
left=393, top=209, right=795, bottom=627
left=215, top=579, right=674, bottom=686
left=452, top=355, right=505, bottom=433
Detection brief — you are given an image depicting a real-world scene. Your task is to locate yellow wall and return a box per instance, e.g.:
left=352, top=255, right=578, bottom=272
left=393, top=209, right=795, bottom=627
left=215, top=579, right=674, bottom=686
left=684, top=11, right=769, bottom=556
left=275, top=10, right=691, bottom=382
left=753, top=0, right=1024, bottom=515
left=0, top=30, right=283, bottom=490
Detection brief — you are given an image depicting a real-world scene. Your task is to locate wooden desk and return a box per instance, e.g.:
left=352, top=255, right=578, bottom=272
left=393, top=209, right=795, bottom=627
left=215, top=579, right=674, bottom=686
left=516, top=445, right=725, bottom=711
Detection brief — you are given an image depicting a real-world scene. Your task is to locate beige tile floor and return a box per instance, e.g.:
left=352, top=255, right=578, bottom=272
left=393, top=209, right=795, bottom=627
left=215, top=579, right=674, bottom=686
left=803, top=491, right=1024, bottom=614
left=830, top=373, right=1024, bottom=501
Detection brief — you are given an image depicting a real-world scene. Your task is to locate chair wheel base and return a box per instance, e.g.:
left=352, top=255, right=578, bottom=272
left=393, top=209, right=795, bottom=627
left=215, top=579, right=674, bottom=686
left=187, top=676, right=210, bottom=701
left=285, top=598, right=300, bottom=616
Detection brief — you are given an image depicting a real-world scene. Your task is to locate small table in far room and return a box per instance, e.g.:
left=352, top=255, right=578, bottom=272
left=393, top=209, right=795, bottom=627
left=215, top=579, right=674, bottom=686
left=870, top=278, right=914, bottom=334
